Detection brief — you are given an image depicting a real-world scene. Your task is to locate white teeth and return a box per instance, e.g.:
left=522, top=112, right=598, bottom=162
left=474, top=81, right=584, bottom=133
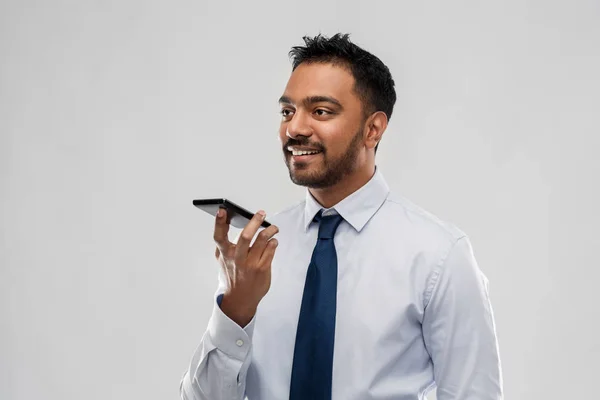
left=291, top=150, right=320, bottom=156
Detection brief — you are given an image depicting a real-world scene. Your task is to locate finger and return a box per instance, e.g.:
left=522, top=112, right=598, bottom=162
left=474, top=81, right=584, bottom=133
left=258, top=238, right=278, bottom=267
left=247, top=224, right=279, bottom=264
left=235, top=210, right=267, bottom=258
left=213, top=208, right=232, bottom=253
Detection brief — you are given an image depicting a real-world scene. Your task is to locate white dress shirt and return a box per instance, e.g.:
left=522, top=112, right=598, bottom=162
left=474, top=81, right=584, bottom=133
left=180, top=167, right=503, bottom=400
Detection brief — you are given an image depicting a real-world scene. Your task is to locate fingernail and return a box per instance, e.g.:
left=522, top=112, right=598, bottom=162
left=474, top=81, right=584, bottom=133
left=258, top=210, right=266, bottom=219
left=217, top=208, right=224, bottom=217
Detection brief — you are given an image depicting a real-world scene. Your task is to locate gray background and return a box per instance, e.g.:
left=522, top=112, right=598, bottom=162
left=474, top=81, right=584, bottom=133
left=1, top=1, right=599, bottom=399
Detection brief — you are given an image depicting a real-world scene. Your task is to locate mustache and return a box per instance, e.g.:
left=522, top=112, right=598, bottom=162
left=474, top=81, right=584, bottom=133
left=283, top=138, right=325, bottom=152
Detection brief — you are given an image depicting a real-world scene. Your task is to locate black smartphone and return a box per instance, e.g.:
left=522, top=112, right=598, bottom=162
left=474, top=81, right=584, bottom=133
left=193, top=198, right=271, bottom=229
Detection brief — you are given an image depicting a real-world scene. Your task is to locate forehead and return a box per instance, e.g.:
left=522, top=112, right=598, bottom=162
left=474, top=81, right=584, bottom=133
left=282, top=62, right=357, bottom=104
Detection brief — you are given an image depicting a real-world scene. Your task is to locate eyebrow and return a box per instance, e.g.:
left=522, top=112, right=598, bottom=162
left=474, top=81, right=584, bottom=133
left=278, top=95, right=343, bottom=109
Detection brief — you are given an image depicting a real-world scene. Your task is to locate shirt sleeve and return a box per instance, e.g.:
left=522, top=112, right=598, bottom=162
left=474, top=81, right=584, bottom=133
left=422, top=236, right=504, bottom=399
left=179, top=265, right=255, bottom=400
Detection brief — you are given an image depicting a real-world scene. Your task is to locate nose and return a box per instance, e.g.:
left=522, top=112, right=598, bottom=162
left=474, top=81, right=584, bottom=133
left=285, top=110, right=313, bottom=140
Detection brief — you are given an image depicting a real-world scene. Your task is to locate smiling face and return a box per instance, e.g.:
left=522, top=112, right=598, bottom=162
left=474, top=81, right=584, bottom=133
left=278, top=62, right=369, bottom=189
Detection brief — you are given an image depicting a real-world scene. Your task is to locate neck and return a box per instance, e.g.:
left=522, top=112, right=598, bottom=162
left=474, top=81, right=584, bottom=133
left=309, top=164, right=376, bottom=209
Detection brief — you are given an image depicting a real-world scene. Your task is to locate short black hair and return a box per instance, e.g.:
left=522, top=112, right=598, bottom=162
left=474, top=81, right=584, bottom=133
left=288, top=33, right=396, bottom=153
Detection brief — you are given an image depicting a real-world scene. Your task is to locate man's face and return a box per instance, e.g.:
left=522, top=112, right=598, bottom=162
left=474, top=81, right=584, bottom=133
left=278, top=62, right=367, bottom=188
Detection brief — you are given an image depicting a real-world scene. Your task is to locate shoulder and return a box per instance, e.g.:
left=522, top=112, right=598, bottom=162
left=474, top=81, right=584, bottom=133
left=380, top=191, right=468, bottom=251
left=381, top=193, right=479, bottom=305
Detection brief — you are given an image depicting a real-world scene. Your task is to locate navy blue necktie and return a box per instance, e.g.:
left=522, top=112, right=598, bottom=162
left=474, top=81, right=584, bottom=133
left=290, top=210, right=344, bottom=400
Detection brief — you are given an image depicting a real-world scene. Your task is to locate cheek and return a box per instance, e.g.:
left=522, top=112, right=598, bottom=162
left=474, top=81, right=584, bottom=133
left=321, top=126, right=350, bottom=152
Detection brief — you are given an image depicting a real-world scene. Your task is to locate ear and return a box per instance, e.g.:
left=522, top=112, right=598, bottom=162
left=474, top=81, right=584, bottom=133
left=364, top=111, right=388, bottom=150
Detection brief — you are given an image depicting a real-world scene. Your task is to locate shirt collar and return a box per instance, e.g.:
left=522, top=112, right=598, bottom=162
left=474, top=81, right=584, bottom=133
left=303, top=166, right=390, bottom=232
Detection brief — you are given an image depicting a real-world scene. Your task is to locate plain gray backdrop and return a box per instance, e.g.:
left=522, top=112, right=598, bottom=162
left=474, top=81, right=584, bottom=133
left=1, top=1, right=599, bottom=399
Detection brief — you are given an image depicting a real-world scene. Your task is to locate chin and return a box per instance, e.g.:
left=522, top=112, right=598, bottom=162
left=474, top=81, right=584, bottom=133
left=289, top=169, right=331, bottom=188
left=284, top=154, right=336, bottom=188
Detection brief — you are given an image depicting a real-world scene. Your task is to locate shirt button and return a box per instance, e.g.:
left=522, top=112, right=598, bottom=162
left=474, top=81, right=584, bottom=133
left=236, top=339, right=244, bottom=347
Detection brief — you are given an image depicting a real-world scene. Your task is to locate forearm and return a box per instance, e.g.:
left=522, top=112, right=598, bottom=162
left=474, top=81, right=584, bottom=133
left=180, top=295, right=255, bottom=400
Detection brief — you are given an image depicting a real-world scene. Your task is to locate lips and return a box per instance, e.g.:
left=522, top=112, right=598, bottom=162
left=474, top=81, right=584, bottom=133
left=285, top=145, right=324, bottom=165
left=290, top=152, right=321, bottom=163
left=287, top=146, right=322, bottom=155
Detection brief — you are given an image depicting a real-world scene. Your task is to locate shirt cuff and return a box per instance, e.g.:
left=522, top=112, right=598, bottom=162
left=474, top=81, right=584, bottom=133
left=208, top=293, right=256, bottom=361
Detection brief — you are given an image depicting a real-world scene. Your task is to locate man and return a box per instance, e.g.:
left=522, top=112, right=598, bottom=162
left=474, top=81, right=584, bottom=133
left=180, top=33, right=503, bottom=399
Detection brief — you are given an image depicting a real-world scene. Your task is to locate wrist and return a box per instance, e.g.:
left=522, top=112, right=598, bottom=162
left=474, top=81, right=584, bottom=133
left=220, top=293, right=258, bottom=327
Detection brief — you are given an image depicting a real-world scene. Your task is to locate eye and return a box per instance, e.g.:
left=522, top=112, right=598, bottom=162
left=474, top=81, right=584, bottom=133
left=280, top=109, right=294, bottom=118
left=315, top=109, right=331, bottom=116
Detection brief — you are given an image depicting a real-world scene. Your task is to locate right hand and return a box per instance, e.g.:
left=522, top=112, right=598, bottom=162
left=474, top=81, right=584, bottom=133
left=213, top=208, right=279, bottom=327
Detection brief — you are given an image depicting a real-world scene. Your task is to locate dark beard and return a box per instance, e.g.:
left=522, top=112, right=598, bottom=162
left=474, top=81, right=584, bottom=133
left=283, top=127, right=363, bottom=189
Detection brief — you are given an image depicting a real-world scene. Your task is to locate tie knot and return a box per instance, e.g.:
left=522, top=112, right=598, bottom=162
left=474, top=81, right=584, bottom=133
left=313, top=210, right=344, bottom=239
